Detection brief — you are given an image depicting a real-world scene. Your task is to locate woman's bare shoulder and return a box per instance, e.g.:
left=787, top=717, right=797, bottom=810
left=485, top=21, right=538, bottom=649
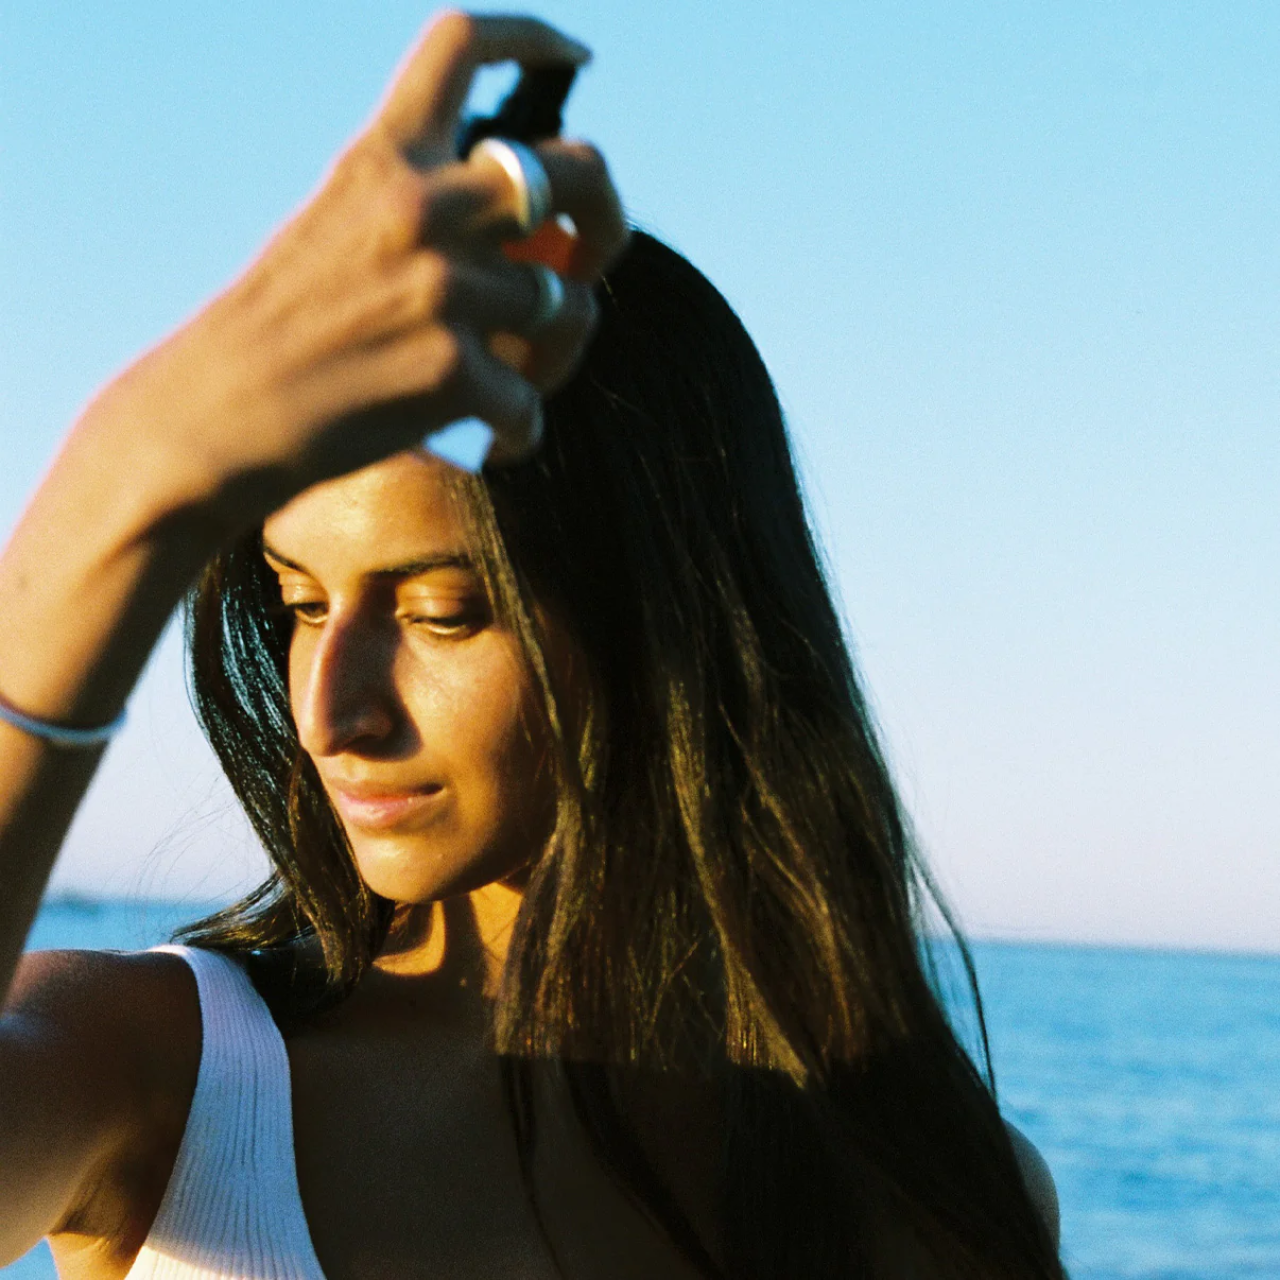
left=866, top=1118, right=1061, bottom=1275
left=12, top=944, right=191, bottom=995
left=5, top=947, right=203, bottom=1154
left=1004, top=1119, right=1060, bottom=1249
left=0, top=948, right=202, bottom=1261
left=6, top=947, right=201, bottom=1077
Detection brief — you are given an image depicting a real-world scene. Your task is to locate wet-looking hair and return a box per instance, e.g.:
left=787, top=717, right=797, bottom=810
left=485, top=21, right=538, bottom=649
left=180, top=231, right=1065, bottom=1278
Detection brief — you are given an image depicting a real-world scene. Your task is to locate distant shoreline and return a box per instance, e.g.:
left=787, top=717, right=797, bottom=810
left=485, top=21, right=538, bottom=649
left=36, top=894, right=1280, bottom=960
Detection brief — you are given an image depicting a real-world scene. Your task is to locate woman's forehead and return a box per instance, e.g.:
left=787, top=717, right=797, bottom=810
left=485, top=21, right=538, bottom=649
left=262, top=452, right=472, bottom=574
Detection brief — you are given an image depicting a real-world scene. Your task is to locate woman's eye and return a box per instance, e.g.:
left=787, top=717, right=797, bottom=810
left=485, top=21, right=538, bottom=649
left=416, top=613, right=472, bottom=632
left=403, top=605, right=483, bottom=634
left=284, top=601, right=328, bottom=625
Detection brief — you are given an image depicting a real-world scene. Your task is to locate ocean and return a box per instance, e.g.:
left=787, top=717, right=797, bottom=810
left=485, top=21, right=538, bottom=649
left=5, top=899, right=1278, bottom=1279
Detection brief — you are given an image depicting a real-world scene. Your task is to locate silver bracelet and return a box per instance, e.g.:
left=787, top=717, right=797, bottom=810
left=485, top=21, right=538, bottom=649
left=0, top=688, right=126, bottom=749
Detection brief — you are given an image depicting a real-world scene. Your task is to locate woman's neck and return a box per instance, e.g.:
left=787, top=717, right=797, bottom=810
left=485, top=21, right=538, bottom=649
left=373, top=879, right=525, bottom=999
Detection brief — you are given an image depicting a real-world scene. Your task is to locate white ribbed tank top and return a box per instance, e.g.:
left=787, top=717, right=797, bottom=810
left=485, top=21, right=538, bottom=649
left=123, top=945, right=328, bottom=1280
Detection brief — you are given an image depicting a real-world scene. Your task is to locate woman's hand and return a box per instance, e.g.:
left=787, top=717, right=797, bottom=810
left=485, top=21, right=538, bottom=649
left=78, top=10, right=628, bottom=538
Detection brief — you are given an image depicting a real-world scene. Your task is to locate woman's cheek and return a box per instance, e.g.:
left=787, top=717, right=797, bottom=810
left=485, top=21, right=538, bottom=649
left=403, top=634, right=552, bottom=854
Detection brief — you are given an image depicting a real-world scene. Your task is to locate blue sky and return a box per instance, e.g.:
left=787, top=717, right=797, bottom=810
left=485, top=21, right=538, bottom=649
left=2, top=1, right=1276, bottom=949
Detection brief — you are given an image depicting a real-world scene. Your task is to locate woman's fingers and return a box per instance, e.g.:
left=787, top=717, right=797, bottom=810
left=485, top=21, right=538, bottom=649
left=533, top=139, right=630, bottom=279
left=353, top=326, right=544, bottom=464
left=374, top=11, right=591, bottom=158
left=230, top=11, right=619, bottom=487
left=367, top=252, right=593, bottom=347
left=418, top=140, right=629, bottom=276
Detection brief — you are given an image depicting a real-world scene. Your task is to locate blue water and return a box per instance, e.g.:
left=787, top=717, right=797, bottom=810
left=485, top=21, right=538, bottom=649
left=5, top=901, right=1278, bottom=1279
left=972, top=942, right=1280, bottom=1278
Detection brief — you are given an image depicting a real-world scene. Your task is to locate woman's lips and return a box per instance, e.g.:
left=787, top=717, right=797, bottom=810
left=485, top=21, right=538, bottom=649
left=328, top=784, right=445, bottom=831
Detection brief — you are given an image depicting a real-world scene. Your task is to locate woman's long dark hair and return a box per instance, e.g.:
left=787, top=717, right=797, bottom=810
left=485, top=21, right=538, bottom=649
left=179, top=232, right=1064, bottom=1277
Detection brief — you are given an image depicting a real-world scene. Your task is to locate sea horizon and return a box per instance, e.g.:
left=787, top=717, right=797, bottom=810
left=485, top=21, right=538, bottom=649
left=34, top=890, right=1280, bottom=962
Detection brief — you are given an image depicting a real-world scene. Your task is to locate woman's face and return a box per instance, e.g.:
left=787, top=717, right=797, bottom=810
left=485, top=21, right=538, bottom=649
left=261, top=453, right=554, bottom=905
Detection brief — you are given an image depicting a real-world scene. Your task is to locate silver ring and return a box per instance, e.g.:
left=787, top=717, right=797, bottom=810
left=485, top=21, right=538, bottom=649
left=526, top=262, right=566, bottom=332
left=470, top=137, right=553, bottom=236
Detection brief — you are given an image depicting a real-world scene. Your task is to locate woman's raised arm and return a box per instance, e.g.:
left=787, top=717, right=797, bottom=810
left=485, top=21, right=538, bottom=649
left=0, top=12, right=625, bottom=1261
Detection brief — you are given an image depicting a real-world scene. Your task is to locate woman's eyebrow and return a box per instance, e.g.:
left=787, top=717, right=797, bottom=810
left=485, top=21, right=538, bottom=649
left=261, top=543, right=309, bottom=573
left=374, top=553, right=476, bottom=579
left=261, top=542, right=474, bottom=578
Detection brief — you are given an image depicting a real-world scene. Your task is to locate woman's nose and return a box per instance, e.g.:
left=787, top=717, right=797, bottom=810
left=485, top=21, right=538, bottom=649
left=292, top=610, right=400, bottom=757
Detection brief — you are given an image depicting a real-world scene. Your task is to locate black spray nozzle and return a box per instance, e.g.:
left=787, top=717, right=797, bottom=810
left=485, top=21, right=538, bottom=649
left=456, top=64, right=579, bottom=157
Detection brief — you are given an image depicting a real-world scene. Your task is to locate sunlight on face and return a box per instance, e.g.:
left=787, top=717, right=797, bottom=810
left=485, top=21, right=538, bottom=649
left=261, top=453, right=554, bottom=906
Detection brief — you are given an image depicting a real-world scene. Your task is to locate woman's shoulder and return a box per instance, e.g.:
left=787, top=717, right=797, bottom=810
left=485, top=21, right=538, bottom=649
left=866, top=1117, right=1061, bottom=1275
left=2, top=948, right=202, bottom=1251
left=8, top=946, right=202, bottom=1068
left=1004, top=1119, right=1060, bottom=1249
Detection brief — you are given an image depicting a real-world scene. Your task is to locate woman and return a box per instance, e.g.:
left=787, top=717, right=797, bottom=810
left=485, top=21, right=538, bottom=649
left=0, top=11, right=1062, bottom=1279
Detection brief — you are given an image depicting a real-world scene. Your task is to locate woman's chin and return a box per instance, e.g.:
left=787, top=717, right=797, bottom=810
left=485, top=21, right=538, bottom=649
left=349, top=830, right=529, bottom=906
